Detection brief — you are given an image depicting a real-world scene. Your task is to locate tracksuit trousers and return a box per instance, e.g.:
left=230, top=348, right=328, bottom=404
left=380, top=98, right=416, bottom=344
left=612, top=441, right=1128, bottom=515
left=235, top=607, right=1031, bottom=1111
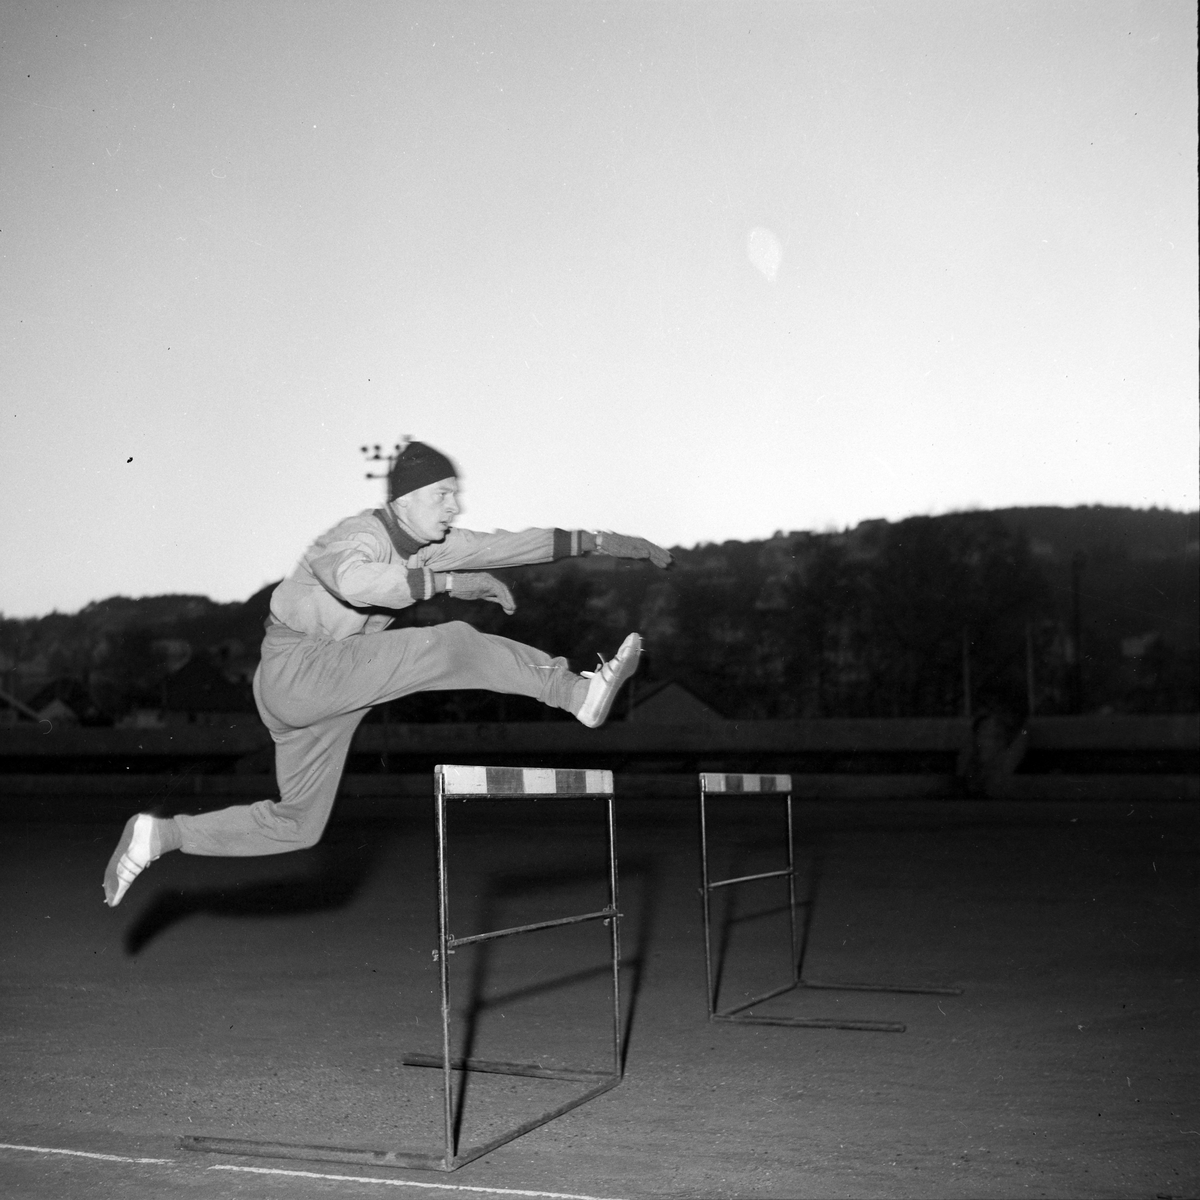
left=174, top=620, right=582, bottom=856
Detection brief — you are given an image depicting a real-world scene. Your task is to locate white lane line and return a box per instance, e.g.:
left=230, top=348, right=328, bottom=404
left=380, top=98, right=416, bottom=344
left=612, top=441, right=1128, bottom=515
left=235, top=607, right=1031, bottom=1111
left=208, top=1164, right=630, bottom=1200
left=0, top=1142, right=173, bottom=1164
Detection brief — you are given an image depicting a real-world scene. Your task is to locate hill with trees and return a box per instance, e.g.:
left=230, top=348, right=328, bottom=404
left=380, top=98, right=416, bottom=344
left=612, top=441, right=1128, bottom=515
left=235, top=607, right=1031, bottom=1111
left=2, top=506, right=1195, bottom=726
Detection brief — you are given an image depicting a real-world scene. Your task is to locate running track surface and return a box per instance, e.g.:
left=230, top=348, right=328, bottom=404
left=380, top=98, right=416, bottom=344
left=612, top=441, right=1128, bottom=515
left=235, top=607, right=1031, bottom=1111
left=3, top=795, right=1197, bottom=1198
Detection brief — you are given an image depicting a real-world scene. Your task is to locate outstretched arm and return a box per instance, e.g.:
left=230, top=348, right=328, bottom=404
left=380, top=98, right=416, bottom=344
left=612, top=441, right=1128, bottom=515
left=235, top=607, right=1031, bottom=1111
left=585, top=530, right=673, bottom=568
left=427, top=530, right=671, bottom=617
left=417, top=526, right=673, bottom=572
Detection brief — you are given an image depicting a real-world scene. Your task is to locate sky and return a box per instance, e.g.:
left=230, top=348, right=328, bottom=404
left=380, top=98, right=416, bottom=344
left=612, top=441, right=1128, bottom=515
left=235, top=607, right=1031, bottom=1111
left=2, top=0, right=1196, bottom=618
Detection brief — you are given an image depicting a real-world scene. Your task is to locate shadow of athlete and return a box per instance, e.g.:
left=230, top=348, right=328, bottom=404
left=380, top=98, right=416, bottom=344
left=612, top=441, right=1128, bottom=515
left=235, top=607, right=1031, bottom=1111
left=103, top=439, right=671, bottom=908
left=450, top=852, right=660, bottom=1080
left=122, top=831, right=381, bottom=955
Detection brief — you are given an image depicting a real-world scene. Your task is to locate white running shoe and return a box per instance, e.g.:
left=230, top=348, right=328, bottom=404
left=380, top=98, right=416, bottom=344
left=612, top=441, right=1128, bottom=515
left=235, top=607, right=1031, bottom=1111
left=103, top=813, right=158, bottom=908
left=576, top=633, right=643, bottom=729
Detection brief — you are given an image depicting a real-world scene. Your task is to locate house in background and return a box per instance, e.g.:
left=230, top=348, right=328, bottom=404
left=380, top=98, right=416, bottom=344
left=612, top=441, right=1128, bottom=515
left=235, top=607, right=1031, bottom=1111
left=26, top=677, right=107, bottom=726
left=626, top=679, right=725, bottom=724
left=116, top=653, right=258, bottom=729
left=0, top=686, right=41, bottom=726
left=160, top=655, right=257, bottom=726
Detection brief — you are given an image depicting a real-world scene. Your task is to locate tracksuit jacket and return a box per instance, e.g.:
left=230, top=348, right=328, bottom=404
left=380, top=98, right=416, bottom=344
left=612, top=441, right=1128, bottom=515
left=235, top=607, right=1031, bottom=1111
left=172, top=509, right=586, bottom=857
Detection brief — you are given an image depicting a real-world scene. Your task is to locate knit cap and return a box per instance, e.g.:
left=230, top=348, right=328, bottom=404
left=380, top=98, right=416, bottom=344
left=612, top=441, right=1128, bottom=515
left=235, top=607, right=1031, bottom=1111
left=387, top=441, right=458, bottom=501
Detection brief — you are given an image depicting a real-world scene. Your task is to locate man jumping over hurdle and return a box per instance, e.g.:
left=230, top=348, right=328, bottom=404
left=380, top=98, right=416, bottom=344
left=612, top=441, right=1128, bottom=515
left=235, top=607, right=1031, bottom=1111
left=102, top=439, right=671, bottom=908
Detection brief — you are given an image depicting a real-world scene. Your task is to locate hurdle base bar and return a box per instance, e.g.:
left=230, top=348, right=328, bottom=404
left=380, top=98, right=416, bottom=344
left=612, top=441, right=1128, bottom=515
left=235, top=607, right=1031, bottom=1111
left=799, top=978, right=964, bottom=996
left=714, top=1012, right=906, bottom=1033
left=713, top=981, right=910, bottom=1032
left=708, top=975, right=965, bottom=1032
left=401, top=1052, right=614, bottom=1082
left=179, top=1073, right=621, bottom=1173
left=179, top=1134, right=451, bottom=1172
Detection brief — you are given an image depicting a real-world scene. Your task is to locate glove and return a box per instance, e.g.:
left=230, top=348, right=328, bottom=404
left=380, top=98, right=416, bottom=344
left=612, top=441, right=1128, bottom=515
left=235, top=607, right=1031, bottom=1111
left=447, top=572, right=516, bottom=614
left=594, top=531, right=673, bottom=568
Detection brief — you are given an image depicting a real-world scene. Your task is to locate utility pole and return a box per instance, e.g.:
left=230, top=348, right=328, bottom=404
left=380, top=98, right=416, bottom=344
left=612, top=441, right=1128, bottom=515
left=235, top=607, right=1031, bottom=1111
left=962, top=627, right=972, bottom=721
left=1070, top=552, right=1085, bottom=714
left=1025, top=621, right=1037, bottom=716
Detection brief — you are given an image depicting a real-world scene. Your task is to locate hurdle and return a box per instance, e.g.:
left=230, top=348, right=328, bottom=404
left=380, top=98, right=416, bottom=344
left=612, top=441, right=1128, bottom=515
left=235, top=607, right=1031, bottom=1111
left=183, top=763, right=621, bottom=1172
left=698, top=772, right=961, bottom=1033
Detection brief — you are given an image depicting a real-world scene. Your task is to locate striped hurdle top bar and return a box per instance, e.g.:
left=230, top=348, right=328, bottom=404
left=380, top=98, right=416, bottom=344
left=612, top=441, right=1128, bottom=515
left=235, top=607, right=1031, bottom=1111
left=700, top=772, right=792, bottom=794
left=437, top=765, right=614, bottom=797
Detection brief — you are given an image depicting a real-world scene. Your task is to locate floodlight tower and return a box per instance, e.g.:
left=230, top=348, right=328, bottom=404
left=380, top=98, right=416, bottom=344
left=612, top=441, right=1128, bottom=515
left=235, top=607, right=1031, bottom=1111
left=360, top=440, right=405, bottom=502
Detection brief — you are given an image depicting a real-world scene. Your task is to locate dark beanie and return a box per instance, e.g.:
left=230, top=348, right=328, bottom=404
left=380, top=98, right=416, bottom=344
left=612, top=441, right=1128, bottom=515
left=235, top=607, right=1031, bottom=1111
left=387, top=441, right=458, bottom=501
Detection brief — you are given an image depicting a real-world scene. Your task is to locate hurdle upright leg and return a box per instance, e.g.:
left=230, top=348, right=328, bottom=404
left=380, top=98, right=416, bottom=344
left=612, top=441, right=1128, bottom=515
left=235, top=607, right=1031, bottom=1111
left=181, top=764, right=623, bottom=1173
left=699, top=773, right=961, bottom=1034
left=402, top=764, right=624, bottom=1170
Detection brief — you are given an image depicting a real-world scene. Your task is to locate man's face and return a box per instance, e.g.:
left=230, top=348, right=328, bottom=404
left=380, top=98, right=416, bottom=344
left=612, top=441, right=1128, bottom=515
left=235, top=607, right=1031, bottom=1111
left=394, top=477, right=460, bottom=543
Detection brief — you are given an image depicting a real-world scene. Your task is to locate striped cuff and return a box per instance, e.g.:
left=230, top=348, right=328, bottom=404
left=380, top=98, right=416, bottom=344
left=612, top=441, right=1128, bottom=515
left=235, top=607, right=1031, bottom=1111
left=407, top=567, right=435, bottom=601
left=552, top=528, right=584, bottom=559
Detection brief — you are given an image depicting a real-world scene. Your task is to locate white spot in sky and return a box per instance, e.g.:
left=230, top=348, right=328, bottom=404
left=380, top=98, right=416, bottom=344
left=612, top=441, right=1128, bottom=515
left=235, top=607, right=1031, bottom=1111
left=747, top=227, right=782, bottom=282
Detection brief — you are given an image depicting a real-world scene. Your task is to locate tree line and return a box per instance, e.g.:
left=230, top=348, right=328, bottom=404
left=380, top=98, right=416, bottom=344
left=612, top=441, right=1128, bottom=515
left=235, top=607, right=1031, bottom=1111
left=1, top=506, right=1196, bottom=725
